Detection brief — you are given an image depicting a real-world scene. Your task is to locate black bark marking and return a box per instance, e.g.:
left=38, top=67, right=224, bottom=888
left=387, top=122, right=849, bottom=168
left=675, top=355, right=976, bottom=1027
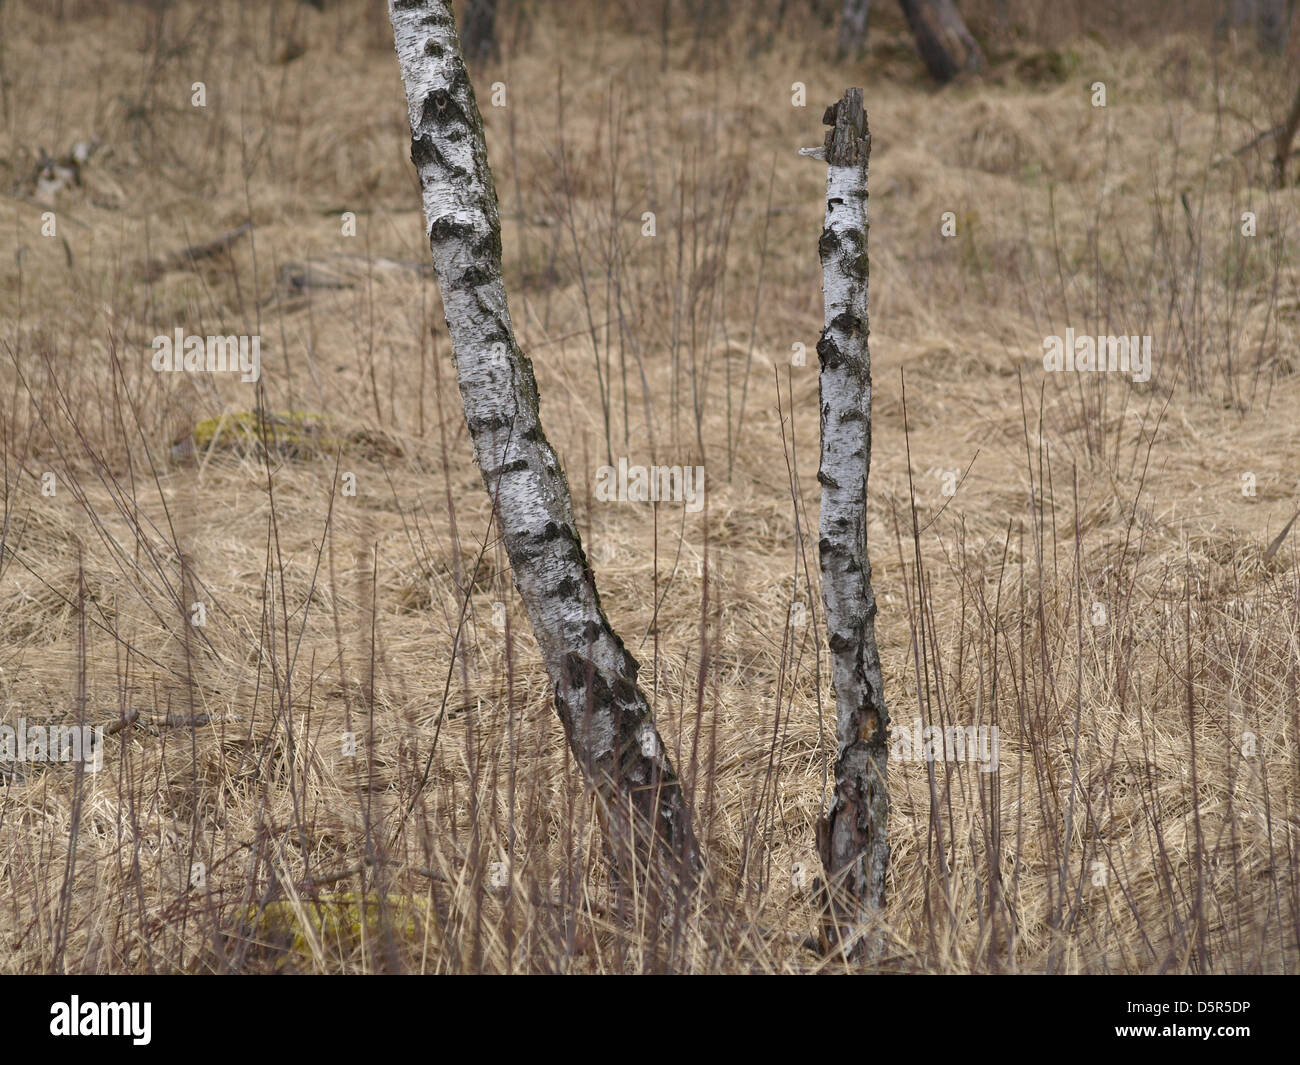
left=429, top=215, right=475, bottom=243
left=829, top=311, right=865, bottom=338
left=458, top=263, right=497, bottom=288
left=466, top=413, right=510, bottom=433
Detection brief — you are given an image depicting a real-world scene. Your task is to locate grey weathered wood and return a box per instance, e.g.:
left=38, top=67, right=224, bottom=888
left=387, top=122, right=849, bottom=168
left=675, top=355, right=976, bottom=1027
left=388, top=0, right=700, bottom=896
left=808, top=89, right=890, bottom=962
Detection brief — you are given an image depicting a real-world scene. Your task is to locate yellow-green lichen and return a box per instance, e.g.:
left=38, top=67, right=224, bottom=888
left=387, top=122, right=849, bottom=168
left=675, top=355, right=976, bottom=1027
left=241, top=893, right=431, bottom=968
left=171, top=410, right=400, bottom=462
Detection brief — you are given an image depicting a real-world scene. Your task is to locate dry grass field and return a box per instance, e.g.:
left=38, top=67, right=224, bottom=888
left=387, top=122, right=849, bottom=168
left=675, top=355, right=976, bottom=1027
left=1, top=0, right=1298, bottom=973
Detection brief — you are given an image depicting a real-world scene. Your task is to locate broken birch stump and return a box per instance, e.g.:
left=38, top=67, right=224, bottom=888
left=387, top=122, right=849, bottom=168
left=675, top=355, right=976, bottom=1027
left=808, top=89, right=891, bottom=963
left=387, top=0, right=700, bottom=899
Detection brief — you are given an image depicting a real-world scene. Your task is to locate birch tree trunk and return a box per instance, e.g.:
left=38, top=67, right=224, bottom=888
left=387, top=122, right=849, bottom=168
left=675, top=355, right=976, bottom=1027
left=897, top=0, right=984, bottom=83
left=809, top=89, right=890, bottom=962
left=388, top=0, right=700, bottom=897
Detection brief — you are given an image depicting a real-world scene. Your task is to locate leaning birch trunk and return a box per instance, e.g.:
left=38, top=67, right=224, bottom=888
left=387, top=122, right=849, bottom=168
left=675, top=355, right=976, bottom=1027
left=804, top=90, right=890, bottom=962
left=388, top=0, right=700, bottom=897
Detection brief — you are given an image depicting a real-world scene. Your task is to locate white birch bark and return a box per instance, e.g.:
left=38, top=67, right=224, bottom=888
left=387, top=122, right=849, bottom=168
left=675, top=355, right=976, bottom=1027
left=388, top=0, right=699, bottom=894
left=808, top=89, right=890, bottom=961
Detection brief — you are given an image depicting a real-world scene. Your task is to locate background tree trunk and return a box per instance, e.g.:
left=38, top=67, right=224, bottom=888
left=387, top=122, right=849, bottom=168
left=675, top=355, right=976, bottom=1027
left=811, top=89, right=890, bottom=963
left=461, top=0, right=499, bottom=63
left=388, top=0, right=700, bottom=898
left=838, top=0, right=872, bottom=60
left=1222, top=0, right=1294, bottom=51
left=897, top=0, right=984, bottom=82
left=1256, top=0, right=1292, bottom=52
left=1274, top=77, right=1300, bottom=186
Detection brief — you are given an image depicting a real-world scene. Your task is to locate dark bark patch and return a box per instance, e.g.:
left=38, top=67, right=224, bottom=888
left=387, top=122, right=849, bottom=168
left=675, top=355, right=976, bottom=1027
left=473, top=230, right=504, bottom=266
left=829, top=311, right=865, bottom=338
left=539, top=521, right=569, bottom=543
left=561, top=652, right=590, bottom=690
left=429, top=215, right=475, bottom=243
left=466, top=413, right=510, bottom=433
left=458, top=263, right=497, bottom=288
left=418, top=67, right=472, bottom=131
left=621, top=649, right=640, bottom=681
left=420, top=89, right=452, bottom=126
left=817, top=333, right=843, bottom=370
left=410, top=133, right=467, bottom=180
left=410, top=133, right=436, bottom=170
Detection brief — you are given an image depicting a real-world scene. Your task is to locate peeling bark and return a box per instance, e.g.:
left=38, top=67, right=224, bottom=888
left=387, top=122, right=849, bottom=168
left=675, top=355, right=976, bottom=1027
left=388, top=0, right=700, bottom=897
left=809, top=89, right=889, bottom=963
left=897, top=0, right=984, bottom=83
